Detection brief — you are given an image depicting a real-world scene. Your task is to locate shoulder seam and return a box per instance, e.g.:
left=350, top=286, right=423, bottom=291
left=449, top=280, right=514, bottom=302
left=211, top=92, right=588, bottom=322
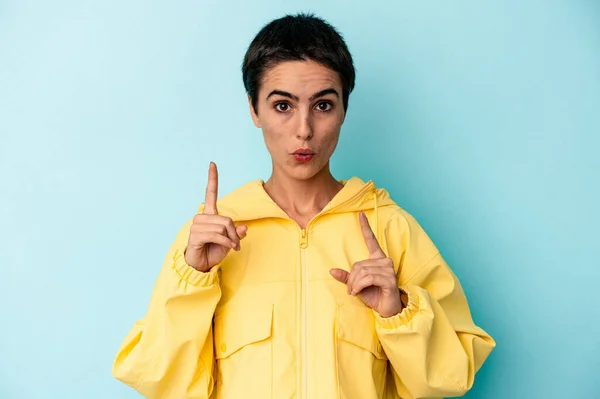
left=383, top=208, right=441, bottom=285
left=404, top=251, right=441, bottom=285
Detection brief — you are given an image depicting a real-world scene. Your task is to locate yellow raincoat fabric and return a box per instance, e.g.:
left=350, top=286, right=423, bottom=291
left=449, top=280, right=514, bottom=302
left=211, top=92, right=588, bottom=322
left=113, top=177, right=495, bottom=398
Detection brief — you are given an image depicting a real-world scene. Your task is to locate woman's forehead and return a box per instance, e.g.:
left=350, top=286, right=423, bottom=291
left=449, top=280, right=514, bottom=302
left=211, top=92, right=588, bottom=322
left=260, top=60, right=342, bottom=97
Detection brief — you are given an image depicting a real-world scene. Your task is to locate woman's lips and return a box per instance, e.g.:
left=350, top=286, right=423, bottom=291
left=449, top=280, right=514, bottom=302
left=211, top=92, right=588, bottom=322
left=292, top=149, right=315, bottom=163
left=293, top=153, right=314, bottom=162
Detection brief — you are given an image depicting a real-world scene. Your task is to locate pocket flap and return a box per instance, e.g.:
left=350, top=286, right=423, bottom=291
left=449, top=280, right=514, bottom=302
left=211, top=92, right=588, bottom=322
left=337, top=302, right=387, bottom=360
left=214, top=301, right=273, bottom=359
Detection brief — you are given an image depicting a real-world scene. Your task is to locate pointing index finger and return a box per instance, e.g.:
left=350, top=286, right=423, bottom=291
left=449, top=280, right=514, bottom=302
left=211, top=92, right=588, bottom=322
left=359, top=211, right=385, bottom=259
left=203, top=162, right=218, bottom=215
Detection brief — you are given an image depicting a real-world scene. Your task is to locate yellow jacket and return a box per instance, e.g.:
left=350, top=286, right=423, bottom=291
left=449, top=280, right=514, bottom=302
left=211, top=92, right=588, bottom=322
left=113, top=177, right=495, bottom=398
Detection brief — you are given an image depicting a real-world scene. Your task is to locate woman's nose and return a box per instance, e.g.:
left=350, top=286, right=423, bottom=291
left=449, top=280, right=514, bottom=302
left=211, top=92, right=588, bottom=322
left=296, top=114, right=314, bottom=141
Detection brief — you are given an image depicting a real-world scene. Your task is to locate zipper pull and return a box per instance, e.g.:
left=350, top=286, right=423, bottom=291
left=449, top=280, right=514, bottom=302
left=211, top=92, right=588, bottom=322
left=300, top=229, right=308, bottom=249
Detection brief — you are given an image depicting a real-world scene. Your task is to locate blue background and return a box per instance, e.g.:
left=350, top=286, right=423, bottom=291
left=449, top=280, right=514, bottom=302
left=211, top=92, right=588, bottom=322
left=1, top=1, right=599, bottom=398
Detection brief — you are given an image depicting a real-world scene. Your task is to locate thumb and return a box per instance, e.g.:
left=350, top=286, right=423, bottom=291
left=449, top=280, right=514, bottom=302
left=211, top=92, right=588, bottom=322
left=236, top=224, right=248, bottom=239
left=329, top=268, right=350, bottom=284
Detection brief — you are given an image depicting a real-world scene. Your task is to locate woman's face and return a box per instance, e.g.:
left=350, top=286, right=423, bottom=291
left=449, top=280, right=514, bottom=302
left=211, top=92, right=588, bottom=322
left=249, top=60, right=346, bottom=181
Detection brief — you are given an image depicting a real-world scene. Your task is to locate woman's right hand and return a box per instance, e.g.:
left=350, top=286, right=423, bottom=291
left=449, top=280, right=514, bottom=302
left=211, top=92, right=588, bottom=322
left=185, top=162, right=248, bottom=272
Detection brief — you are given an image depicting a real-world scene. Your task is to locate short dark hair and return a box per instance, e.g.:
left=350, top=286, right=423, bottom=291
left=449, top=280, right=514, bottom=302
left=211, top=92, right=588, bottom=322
left=242, top=13, right=356, bottom=114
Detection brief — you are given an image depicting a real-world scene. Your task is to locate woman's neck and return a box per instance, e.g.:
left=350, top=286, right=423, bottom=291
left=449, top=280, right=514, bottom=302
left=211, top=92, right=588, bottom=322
left=263, top=164, right=344, bottom=228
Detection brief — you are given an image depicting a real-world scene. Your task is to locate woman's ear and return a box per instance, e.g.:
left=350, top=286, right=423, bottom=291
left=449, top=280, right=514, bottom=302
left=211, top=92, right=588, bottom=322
left=248, top=95, right=261, bottom=128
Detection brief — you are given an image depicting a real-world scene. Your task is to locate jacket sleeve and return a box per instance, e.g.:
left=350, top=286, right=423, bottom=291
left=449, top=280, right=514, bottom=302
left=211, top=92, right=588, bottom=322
left=112, top=217, right=222, bottom=399
left=376, top=209, right=496, bottom=398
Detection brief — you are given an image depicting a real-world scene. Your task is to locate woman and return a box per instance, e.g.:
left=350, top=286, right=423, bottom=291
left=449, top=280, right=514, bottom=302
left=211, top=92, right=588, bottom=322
left=113, top=13, right=495, bottom=399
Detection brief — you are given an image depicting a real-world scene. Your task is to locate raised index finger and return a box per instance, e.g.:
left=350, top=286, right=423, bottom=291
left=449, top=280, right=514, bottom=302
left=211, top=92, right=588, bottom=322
left=203, top=162, right=218, bottom=215
left=359, top=211, right=385, bottom=259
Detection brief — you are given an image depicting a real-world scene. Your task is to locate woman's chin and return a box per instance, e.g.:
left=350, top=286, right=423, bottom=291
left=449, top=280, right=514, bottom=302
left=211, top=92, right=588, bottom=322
left=286, top=164, right=328, bottom=181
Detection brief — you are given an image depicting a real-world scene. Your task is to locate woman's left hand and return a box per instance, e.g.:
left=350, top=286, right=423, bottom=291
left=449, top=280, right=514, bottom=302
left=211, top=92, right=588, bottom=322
left=330, top=211, right=404, bottom=318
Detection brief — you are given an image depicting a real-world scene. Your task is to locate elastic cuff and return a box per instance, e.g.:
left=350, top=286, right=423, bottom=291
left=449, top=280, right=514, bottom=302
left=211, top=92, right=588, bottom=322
left=374, top=286, right=421, bottom=330
left=171, top=248, right=220, bottom=287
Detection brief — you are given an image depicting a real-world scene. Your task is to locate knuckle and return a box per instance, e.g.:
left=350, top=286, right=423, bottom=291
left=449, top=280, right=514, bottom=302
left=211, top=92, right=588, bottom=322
left=207, top=232, right=218, bottom=240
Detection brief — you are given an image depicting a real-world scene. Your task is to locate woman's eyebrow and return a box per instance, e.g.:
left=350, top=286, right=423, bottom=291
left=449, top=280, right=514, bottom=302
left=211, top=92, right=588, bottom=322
left=266, top=90, right=299, bottom=101
left=309, top=88, right=339, bottom=101
left=266, top=88, right=340, bottom=101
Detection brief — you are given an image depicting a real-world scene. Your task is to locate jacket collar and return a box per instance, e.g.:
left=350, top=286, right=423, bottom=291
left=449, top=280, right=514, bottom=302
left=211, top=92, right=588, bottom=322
left=197, top=176, right=396, bottom=223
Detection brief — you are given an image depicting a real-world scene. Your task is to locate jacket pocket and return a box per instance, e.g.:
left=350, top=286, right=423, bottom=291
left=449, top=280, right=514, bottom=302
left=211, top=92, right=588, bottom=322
left=214, top=300, right=274, bottom=399
left=336, top=302, right=388, bottom=399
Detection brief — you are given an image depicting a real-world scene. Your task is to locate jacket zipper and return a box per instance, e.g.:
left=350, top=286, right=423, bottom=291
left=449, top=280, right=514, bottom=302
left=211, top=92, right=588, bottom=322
left=295, top=182, right=374, bottom=398
left=300, top=228, right=309, bottom=399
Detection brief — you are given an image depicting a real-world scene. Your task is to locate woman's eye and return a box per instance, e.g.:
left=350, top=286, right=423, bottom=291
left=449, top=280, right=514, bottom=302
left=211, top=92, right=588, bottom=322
left=316, top=102, right=333, bottom=112
left=275, top=103, right=290, bottom=112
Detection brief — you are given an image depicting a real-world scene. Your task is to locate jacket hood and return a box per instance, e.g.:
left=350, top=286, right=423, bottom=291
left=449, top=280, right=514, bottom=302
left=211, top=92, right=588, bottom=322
left=197, top=176, right=397, bottom=224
